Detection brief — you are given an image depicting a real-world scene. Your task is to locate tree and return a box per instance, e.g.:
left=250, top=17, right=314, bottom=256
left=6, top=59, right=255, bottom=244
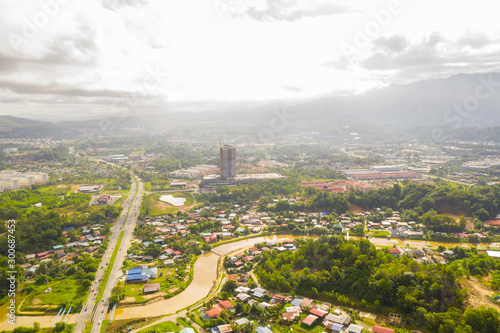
left=82, top=279, right=92, bottom=288
left=222, top=280, right=238, bottom=293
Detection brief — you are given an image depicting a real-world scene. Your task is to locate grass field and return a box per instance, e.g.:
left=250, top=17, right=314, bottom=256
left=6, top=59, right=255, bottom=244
left=370, top=230, right=390, bottom=237
left=137, top=321, right=181, bottom=333
left=20, top=278, right=88, bottom=313
left=140, top=192, right=196, bottom=216
left=122, top=256, right=196, bottom=304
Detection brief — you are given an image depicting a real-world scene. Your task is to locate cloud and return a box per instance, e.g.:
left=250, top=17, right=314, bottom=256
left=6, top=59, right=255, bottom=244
left=219, top=0, right=350, bottom=22
left=372, top=34, right=408, bottom=53
left=101, top=0, right=149, bottom=10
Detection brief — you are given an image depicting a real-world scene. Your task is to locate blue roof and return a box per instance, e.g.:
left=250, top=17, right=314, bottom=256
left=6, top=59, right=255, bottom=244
left=291, top=298, right=303, bottom=307
left=331, top=323, right=343, bottom=332
left=126, top=274, right=149, bottom=281
left=128, top=268, right=142, bottom=275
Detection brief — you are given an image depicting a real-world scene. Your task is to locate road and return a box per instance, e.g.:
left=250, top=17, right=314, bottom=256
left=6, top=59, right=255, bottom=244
left=73, top=175, right=143, bottom=333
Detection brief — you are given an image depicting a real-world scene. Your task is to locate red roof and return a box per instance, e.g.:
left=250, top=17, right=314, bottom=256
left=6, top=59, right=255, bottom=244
left=390, top=248, right=401, bottom=254
left=372, top=325, right=395, bottom=333
left=485, top=219, right=500, bottom=226
left=233, top=261, right=244, bottom=266
left=205, top=306, right=222, bottom=318
left=309, top=308, right=327, bottom=318
left=302, top=314, right=318, bottom=326
left=219, top=300, right=233, bottom=309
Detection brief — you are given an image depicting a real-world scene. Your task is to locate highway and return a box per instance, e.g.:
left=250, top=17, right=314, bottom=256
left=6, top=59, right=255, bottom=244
left=73, top=174, right=143, bottom=333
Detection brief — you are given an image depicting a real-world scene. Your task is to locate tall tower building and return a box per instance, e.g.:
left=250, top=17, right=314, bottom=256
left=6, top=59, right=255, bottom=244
left=219, top=144, right=236, bottom=180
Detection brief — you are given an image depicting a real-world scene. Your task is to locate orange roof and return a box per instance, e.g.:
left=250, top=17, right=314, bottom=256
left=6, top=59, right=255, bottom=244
left=373, top=325, right=395, bottom=333
left=302, top=314, right=318, bottom=326
left=219, top=300, right=233, bottom=309
left=205, top=306, right=222, bottom=318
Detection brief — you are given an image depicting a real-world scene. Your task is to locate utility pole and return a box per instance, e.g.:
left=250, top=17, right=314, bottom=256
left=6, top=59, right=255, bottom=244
left=45, top=264, right=50, bottom=292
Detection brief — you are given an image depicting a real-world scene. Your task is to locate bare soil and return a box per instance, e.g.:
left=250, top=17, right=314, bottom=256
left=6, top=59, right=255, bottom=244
left=461, top=277, right=500, bottom=310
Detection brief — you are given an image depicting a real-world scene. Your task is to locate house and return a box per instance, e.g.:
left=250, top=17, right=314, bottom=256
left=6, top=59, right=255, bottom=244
left=143, top=283, right=160, bottom=293
left=252, top=288, right=266, bottom=298
left=36, top=251, right=50, bottom=260
left=126, top=274, right=149, bottom=283
left=372, top=325, right=395, bottom=333
left=234, top=318, right=249, bottom=326
left=217, top=324, right=233, bottom=333
left=309, top=308, right=327, bottom=318
left=346, top=324, right=364, bottom=333
left=219, top=300, right=233, bottom=309
left=205, top=306, right=223, bottom=319
left=226, top=274, right=238, bottom=282
left=282, top=312, right=299, bottom=322
left=272, top=294, right=287, bottom=304
left=300, top=298, right=313, bottom=309
left=302, top=314, right=319, bottom=327
left=179, top=328, right=195, bottom=333
left=390, top=248, right=401, bottom=256
left=323, top=313, right=351, bottom=326
left=291, top=298, right=303, bottom=307
left=408, top=248, right=425, bottom=257
left=329, top=323, right=344, bottom=333
left=255, top=327, right=272, bottom=333
left=236, top=293, right=251, bottom=302
left=257, top=302, right=271, bottom=308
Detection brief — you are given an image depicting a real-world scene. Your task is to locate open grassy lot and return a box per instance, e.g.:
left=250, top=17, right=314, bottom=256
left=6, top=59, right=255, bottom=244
left=140, top=192, right=196, bottom=216
left=137, top=321, right=180, bottom=333
left=370, top=230, right=390, bottom=237
left=20, top=277, right=88, bottom=313
left=121, top=257, right=195, bottom=304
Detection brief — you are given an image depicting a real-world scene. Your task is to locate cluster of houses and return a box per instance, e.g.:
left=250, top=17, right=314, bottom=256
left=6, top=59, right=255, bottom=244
left=203, top=284, right=397, bottom=333
left=22, top=224, right=107, bottom=275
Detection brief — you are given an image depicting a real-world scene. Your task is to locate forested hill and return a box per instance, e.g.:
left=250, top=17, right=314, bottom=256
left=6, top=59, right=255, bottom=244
left=254, top=236, right=500, bottom=332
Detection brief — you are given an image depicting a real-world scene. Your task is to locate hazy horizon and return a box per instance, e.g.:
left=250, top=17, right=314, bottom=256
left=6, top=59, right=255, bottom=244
left=1, top=0, right=500, bottom=121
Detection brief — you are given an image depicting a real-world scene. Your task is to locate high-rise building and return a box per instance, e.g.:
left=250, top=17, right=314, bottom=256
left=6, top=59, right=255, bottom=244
left=219, top=144, right=236, bottom=180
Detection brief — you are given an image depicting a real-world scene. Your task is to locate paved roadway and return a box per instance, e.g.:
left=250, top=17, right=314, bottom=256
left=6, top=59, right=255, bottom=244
left=73, top=175, right=143, bottom=333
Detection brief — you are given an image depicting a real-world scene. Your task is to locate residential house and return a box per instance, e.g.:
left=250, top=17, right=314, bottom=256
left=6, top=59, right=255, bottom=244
left=346, top=324, right=364, bottom=333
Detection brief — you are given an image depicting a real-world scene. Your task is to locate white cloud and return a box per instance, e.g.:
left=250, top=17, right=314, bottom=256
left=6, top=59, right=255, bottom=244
left=0, top=0, right=499, bottom=117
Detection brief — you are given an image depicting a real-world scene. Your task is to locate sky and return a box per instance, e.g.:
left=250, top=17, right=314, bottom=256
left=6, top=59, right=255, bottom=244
left=1, top=0, right=500, bottom=120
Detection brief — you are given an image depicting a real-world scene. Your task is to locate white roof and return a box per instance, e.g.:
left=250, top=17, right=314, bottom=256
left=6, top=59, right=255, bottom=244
left=487, top=250, right=500, bottom=258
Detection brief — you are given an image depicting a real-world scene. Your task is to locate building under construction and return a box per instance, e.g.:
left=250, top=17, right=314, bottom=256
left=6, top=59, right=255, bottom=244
left=219, top=144, right=236, bottom=180
left=202, top=142, right=285, bottom=187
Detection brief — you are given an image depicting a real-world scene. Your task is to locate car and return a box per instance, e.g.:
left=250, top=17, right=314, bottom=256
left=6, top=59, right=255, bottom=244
left=85, top=307, right=87, bottom=311
left=102, top=309, right=104, bottom=313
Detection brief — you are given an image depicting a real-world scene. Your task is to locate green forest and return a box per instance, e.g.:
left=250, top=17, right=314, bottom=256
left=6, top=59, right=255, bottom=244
left=254, top=236, right=500, bottom=332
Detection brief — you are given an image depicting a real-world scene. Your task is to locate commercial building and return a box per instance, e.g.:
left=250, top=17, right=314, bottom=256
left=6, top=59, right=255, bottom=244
left=169, top=164, right=219, bottom=179
left=202, top=143, right=285, bottom=187
left=0, top=171, right=49, bottom=190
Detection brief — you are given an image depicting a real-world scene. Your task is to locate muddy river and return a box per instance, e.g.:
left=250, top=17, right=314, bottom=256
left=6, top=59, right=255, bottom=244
left=1, top=234, right=493, bottom=330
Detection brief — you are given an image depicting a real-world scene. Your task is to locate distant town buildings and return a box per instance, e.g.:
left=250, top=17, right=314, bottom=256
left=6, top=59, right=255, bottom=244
left=341, top=165, right=422, bottom=180
left=169, top=164, right=219, bottom=179
left=0, top=170, right=49, bottom=191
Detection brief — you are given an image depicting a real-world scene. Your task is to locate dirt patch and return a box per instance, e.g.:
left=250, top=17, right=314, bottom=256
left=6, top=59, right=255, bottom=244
left=349, top=204, right=364, bottom=213
left=440, top=212, right=473, bottom=231
left=461, top=277, right=500, bottom=310
left=121, top=296, right=136, bottom=303
left=142, top=292, right=166, bottom=300
left=168, top=287, right=179, bottom=293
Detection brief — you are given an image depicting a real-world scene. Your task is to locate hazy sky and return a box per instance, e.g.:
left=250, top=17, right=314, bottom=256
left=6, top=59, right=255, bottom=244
left=1, top=0, right=500, bottom=119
